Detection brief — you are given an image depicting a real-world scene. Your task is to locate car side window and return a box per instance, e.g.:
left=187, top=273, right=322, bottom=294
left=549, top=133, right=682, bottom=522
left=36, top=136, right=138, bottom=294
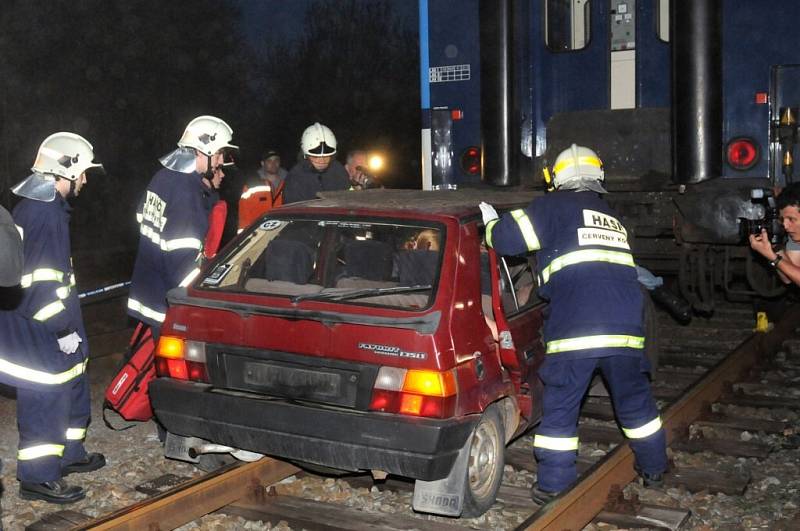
left=498, top=255, right=540, bottom=315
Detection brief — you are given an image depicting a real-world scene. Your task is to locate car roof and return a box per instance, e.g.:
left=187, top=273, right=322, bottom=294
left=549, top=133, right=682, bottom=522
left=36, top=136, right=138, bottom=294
left=280, top=188, right=543, bottom=220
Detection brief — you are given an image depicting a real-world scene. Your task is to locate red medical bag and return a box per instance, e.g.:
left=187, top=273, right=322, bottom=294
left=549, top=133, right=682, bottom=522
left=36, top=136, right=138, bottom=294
left=103, top=323, right=156, bottom=427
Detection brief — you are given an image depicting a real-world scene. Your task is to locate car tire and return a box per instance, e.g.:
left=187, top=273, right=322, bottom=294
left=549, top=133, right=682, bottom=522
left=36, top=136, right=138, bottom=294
left=461, top=404, right=505, bottom=518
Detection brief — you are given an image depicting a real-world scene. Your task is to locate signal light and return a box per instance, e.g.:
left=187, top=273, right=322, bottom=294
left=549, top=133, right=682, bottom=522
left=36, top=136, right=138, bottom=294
left=157, top=336, right=184, bottom=359
left=726, top=137, right=759, bottom=170
left=369, top=367, right=457, bottom=418
left=154, top=336, right=209, bottom=383
left=402, top=369, right=457, bottom=396
left=461, top=146, right=481, bottom=176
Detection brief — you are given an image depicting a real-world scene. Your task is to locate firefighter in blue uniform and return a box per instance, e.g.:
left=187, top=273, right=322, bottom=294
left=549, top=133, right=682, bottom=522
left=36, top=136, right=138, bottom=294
left=128, top=116, right=236, bottom=339
left=481, top=144, right=667, bottom=502
left=0, top=133, right=106, bottom=504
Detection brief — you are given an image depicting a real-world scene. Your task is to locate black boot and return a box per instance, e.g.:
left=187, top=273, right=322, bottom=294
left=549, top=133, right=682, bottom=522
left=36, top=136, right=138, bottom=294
left=19, top=479, right=85, bottom=504
left=649, top=286, right=692, bottom=325
left=530, top=483, right=560, bottom=504
left=62, top=452, right=106, bottom=475
left=635, top=465, right=665, bottom=488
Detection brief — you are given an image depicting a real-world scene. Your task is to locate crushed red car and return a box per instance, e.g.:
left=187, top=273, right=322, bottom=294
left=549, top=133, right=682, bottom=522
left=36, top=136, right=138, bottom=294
left=149, top=189, right=546, bottom=517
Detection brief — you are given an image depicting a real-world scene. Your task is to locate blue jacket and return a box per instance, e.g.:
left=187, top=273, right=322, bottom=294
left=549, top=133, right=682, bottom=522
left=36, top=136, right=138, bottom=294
left=0, top=196, right=88, bottom=391
left=128, top=168, right=215, bottom=327
left=486, top=191, right=644, bottom=359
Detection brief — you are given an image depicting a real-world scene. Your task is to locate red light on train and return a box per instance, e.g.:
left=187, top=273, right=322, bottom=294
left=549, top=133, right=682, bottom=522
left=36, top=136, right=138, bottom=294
left=460, top=146, right=481, bottom=175
left=726, top=137, right=759, bottom=170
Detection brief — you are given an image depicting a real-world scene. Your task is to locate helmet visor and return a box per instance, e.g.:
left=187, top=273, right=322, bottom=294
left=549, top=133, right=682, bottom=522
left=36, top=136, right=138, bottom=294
left=159, top=147, right=197, bottom=173
left=12, top=172, right=58, bottom=202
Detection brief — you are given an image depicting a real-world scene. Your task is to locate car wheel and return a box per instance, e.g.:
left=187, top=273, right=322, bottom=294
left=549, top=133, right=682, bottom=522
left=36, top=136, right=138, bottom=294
left=461, top=404, right=505, bottom=518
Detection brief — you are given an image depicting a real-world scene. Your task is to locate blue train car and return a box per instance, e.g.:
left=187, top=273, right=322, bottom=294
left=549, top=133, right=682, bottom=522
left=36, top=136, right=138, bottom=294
left=420, top=0, right=800, bottom=310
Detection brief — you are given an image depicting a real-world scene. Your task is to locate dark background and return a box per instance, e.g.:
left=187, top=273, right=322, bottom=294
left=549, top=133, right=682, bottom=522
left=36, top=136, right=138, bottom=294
left=0, top=0, right=420, bottom=258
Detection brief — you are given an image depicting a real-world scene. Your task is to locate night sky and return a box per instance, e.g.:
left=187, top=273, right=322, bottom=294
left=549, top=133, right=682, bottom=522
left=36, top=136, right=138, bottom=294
left=0, top=0, right=421, bottom=251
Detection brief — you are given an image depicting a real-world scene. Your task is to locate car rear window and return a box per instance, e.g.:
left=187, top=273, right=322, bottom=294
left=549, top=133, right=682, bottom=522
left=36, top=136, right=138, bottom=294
left=198, top=217, right=444, bottom=310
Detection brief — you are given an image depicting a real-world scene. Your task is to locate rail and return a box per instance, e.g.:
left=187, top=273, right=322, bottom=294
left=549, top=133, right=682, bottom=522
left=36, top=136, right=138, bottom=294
left=516, top=304, right=800, bottom=530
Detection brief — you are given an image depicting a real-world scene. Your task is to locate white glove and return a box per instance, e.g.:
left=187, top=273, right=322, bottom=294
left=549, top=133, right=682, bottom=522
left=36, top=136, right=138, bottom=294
left=57, top=331, right=82, bottom=355
left=479, top=202, right=499, bottom=225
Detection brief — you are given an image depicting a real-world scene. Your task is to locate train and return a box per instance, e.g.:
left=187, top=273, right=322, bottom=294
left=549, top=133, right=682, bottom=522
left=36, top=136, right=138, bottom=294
left=418, top=0, right=800, bottom=312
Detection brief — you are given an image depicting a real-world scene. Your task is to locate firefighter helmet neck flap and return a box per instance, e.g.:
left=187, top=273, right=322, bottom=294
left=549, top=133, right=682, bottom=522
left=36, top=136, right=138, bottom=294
left=160, top=115, right=238, bottom=174
left=552, top=144, right=607, bottom=194
left=13, top=132, right=103, bottom=202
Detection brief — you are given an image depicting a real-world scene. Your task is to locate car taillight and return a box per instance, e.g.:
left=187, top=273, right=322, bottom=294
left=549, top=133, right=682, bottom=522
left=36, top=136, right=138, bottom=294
left=155, top=336, right=209, bottom=383
left=369, top=367, right=457, bottom=419
left=726, top=137, right=759, bottom=170
left=460, top=146, right=481, bottom=176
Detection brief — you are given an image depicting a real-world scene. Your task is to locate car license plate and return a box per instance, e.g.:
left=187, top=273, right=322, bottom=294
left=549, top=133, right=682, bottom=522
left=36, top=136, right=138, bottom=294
left=243, top=362, right=343, bottom=399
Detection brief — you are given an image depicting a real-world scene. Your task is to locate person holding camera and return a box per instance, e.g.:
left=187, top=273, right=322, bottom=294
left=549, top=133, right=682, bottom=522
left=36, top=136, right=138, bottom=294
left=345, top=150, right=380, bottom=190
left=749, top=183, right=800, bottom=286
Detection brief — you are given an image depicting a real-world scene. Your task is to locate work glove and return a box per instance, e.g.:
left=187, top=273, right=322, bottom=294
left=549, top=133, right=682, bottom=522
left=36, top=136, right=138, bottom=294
left=479, top=202, right=499, bottom=226
left=57, top=331, right=82, bottom=355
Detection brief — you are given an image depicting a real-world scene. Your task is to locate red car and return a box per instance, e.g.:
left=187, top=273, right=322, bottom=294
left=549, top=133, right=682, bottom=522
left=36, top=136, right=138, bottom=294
left=149, top=189, right=545, bottom=517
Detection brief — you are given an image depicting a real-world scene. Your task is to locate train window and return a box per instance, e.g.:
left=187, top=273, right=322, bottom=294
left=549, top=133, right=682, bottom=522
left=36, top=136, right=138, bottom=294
left=544, top=0, right=591, bottom=52
left=656, top=0, right=669, bottom=42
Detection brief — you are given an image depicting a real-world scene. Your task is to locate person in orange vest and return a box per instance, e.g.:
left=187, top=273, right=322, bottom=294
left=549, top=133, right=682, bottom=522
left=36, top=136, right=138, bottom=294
left=238, top=148, right=287, bottom=232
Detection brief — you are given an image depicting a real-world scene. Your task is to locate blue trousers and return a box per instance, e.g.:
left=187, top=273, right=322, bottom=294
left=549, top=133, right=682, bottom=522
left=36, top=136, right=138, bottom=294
left=534, top=355, right=667, bottom=492
left=16, top=375, right=91, bottom=483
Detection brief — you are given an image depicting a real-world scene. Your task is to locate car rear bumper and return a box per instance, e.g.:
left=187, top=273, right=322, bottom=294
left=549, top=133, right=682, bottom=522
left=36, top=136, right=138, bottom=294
left=150, top=378, right=479, bottom=481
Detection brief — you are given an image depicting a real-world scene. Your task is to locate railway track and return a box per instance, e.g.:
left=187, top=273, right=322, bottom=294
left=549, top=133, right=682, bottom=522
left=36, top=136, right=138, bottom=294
left=34, top=301, right=799, bottom=530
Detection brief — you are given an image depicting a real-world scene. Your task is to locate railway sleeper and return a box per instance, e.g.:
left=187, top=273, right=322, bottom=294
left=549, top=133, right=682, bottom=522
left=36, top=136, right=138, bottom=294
left=733, top=381, right=800, bottom=397
left=694, top=413, right=789, bottom=434
left=221, top=491, right=464, bottom=531
left=670, top=437, right=772, bottom=459
left=597, top=490, right=691, bottom=531
left=719, top=393, right=800, bottom=410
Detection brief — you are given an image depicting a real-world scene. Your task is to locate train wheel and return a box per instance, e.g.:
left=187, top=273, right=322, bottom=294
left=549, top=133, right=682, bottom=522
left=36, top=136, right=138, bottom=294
left=461, top=404, right=505, bottom=517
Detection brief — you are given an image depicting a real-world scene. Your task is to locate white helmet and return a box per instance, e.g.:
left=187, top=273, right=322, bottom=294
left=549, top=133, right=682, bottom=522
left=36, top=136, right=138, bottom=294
left=31, top=132, right=102, bottom=180
left=177, top=115, right=238, bottom=156
left=301, top=122, right=337, bottom=157
left=552, top=144, right=606, bottom=193
left=13, top=132, right=102, bottom=202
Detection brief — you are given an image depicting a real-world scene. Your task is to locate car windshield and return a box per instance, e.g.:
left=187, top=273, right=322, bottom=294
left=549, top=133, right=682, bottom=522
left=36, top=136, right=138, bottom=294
left=198, top=217, right=443, bottom=310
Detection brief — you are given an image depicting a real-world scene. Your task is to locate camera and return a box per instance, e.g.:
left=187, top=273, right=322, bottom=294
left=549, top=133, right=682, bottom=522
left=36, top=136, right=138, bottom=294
left=738, top=188, right=784, bottom=244
left=354, top=165, right=379, bottom=189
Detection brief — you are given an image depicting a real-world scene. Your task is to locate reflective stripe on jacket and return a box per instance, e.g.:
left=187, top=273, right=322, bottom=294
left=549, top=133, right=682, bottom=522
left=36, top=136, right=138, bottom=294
left=486, top=191, right=644, bottom=359
left=128, top=168, right=212, bottom=328
left=0, top=196, right=89, bottom=390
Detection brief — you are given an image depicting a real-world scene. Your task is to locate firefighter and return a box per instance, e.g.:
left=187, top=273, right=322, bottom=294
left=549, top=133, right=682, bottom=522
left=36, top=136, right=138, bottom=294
left=238, top=148, right=287, bottom=232
left=0, top=133, right=105, bottom=504
left=480, top=144, right=667, bottom=502
left=128, top=115, right=237, bottom=339
left=283, top=123, right=349, bottom=204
